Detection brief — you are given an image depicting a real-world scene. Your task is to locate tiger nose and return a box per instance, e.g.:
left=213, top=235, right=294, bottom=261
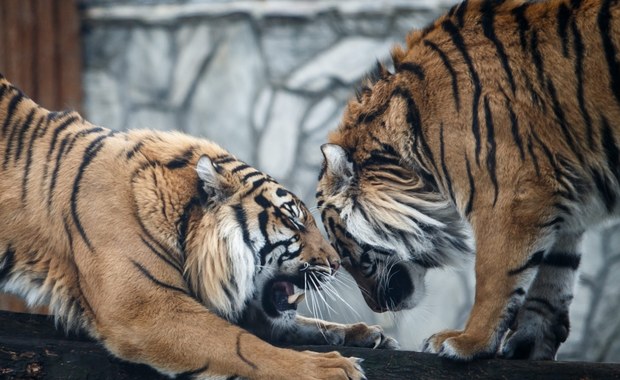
left=309, top=257, right=340, bottom=273
left=330, top=259, right=340, bottom=272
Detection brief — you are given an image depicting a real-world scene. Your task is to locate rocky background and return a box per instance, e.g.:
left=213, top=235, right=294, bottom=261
left=80, top=0, right=620, bottom=361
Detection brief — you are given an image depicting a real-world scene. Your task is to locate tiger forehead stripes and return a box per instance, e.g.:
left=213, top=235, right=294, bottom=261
left=317, top=0, right=620, bottom=362
left=0, top=75, right=396, bottom=379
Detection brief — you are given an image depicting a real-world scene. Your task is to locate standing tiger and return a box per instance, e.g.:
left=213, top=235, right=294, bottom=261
left=0, top=74, right=398, bottom=380
left=316, top=0, right=620, bottom=361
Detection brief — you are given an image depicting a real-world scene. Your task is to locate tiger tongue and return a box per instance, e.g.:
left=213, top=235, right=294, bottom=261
left=287, top=292, right=305, bottom=305
left=271, top=281, right=298, bottom=312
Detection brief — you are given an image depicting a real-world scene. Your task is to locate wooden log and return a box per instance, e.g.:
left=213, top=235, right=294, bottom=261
left=303, top=346, right=620, bottom=380
left=0, top=311, right=166, bottom=380
left=0, top=311, right=618, bottom=379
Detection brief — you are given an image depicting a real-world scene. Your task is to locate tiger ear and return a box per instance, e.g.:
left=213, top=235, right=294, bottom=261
left=321, top=144, right=354, bottom=192
left=196, top=155, right=232, bottom=205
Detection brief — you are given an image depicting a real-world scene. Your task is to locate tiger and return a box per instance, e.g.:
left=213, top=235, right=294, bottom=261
left=0, top=74, right=398, bottom=380
left=316, top=0, right=620, bottom=362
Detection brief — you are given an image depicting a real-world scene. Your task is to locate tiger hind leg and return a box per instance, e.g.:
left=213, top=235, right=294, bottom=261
left=501, top=233, right=581, bottom=360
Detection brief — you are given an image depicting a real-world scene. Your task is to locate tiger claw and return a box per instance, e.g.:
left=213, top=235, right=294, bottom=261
left=352, top=357, right=366, bottom=380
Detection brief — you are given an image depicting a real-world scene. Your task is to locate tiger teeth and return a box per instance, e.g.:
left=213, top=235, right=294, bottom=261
left=287, top=292, right=305, bottom=305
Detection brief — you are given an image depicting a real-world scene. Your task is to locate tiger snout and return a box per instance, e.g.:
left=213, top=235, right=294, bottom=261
left=300, top=228, right=342, bottom=274
left=261, top=232, right=341, bottom=315
left=302, top=252, right=341, bottom=274
left=349, top=261, right=425, bottom=313
left=374, top=262, right=415, bottom=312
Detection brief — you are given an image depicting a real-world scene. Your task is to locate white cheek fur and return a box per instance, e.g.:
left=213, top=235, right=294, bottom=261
left=339, top=189, right=474, bottom=269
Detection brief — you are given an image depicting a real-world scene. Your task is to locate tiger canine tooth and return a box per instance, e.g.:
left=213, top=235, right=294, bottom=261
left=287, top=292, right=305, bottom=305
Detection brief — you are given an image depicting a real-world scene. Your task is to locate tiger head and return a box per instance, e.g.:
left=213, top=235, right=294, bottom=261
left=182, top=154, right=340, bottom=324
left=315, top=70, right=474, bottom=313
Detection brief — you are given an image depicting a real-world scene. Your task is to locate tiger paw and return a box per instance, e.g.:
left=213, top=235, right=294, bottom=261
left=500, top=308, right=568, bottom=360
left=343, top=323, right=400, bottom=349
left=421, top=329, right=461, bottom=354
left=297, top=350, right=366, bottom=380
left=423, top=330, right=496, bottom=361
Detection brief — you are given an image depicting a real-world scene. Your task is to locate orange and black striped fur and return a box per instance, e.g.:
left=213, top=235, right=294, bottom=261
left=0, top=75, right=398, bottom=379
left=317, top=0, right=620, bottom=361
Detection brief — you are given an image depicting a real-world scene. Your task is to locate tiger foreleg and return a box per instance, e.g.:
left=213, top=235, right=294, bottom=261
left=501, top=233, right=581, bottom=360
left=423, top=212, right=540, bottom=360
left=98, top=293, right=365, bottom=380
left=288, top=315, right=399, bottom=349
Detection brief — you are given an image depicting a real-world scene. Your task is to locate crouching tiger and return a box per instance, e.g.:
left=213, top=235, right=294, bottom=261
left=316, top=0, right=619, bottom=362
left=0, top=75, right=397, bottom=379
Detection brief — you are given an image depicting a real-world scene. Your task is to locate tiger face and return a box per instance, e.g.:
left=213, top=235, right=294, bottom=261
left=316, top=143, right=474, bottom=313
left=186, top=155, right=340, bottom=324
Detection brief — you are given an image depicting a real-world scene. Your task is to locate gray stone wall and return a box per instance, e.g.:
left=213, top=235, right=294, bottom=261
left=81, top=0, right=619, bottom=360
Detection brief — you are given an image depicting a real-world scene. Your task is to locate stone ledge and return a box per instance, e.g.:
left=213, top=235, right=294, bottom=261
left=82, top=0, right=456, bottom=23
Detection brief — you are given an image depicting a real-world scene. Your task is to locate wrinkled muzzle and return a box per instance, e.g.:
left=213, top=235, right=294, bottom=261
left=261, top=240, right=341, bottom=317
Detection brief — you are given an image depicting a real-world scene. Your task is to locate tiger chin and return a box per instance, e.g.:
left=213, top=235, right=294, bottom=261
left=0, top=75, right=397, bottom=380
left=317, top=0, right=619, bottom=363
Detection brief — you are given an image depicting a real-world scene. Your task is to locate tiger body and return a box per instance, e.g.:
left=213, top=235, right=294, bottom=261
left=0, top=75, right=396, bottom=379
left=317, top=0, right=620, bottom=361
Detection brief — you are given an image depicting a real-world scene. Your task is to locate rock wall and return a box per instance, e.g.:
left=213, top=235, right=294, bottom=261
left=80, top=0, right=619, bottom=360
left=82, top=0, right=453, bottom=200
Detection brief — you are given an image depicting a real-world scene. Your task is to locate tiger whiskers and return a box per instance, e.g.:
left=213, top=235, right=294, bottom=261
left=304, top=272, right=330, bottom=342
left=308, top=273, right=337, bottom=316
left=308, top=274, right=328, bottom=324
left=315, top=272, right=362, bottom=320
left=316, top=282, right=340, bottom=315
left=377, top=258, right=402, bottom=307
left=304, top=273, right=319, bottom=321
left=333, top=272, right=374, bottom=299
left=384, top=260, right=401, bottom=287
left=322, top=281, right=362, bottom=320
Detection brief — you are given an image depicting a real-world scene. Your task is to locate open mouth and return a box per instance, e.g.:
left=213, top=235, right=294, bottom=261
left=264, top=279, right=306, bottom=316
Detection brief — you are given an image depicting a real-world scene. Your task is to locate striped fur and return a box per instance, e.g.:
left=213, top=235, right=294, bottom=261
left=0, top=75, right=394, bottom=379
left=317, top=0, right=620, bottom=361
